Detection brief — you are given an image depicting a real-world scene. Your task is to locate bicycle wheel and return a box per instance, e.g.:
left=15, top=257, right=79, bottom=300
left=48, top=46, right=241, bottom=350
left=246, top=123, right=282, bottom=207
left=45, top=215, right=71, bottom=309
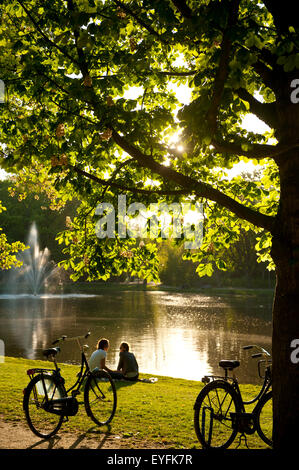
left=255, top=391, right=273, bottom=447
left=194, top=380, right=241, bottom=449
left=84, top=369, right=117, bottom=426
left=23, top=374, right=66, bottom=438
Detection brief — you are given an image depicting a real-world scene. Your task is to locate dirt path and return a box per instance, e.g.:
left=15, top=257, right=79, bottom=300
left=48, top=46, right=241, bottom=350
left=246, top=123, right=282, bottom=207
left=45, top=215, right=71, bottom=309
left=0, top=417, right=166, bottom=450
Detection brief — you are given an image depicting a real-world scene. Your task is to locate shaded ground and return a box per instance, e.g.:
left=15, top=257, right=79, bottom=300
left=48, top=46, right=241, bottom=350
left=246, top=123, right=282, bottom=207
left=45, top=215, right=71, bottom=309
left=0, top=417, right=167, bottom=450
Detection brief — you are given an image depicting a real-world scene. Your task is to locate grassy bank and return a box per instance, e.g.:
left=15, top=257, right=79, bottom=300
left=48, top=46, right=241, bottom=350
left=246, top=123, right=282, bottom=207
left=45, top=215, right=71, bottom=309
left=0, top=357, right=271, bottom=449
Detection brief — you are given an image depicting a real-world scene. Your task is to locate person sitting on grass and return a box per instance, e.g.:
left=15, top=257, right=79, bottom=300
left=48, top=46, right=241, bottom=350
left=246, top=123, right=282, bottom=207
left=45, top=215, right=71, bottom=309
left=117, top=341, right=139, bottom=381
left=89, top=338, right=123, bottom=380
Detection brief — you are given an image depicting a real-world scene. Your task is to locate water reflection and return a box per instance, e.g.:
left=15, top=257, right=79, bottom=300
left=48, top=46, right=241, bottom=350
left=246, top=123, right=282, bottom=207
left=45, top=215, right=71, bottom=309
left=0, top=291, right=273, bottom=384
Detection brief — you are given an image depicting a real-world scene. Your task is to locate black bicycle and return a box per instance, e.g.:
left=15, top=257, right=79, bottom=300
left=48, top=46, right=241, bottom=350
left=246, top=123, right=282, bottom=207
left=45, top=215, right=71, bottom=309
left=23, top=332, right=117, bottom=438
left=194, top=345, right=272, bottom=449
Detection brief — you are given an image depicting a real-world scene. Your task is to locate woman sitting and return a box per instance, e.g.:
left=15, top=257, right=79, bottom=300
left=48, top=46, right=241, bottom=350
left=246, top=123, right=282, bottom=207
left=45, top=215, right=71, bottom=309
left=117, top=341, right=139, bottom=381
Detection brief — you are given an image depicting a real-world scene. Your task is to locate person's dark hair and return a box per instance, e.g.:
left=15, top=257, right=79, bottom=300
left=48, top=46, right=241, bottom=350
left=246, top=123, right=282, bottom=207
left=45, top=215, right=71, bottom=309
left=120, top=342, right=129, bottom=352
left=97, top=338, right=109, bottom=350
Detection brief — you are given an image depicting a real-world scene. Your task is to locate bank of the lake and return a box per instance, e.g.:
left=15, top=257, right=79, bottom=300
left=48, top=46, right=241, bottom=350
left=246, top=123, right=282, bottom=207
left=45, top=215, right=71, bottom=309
left=0, top=357, right=271, bottom=449
left=62, top=281, right=275, bottom=298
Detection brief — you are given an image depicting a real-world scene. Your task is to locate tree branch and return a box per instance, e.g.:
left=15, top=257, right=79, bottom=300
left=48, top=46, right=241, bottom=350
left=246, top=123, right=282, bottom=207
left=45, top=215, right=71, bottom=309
left=111, top=130, right=275, bottom=231
left=100, top=158, right=134, bottom=198
left=212, top=138, right=299, bottom=160
left=262, top=0, right=299, bottom=33
left=48, top=97, right=97, bottom=125
left=236, top=88, right=277, bottom=128
left=71, top=165, right=188, bottom=196
left=206, top=0, right=241, bottom=135
left=171, top=0, right=194, bottom=19
left=16, top=0, right=79, bottom=68
left=252, top=60, right=276, bottom=90
left=250, top=45, right=277, bottom=68
left=153, top=69, right=198, bottom=77
left=112, top=0, right=167, bottom=42
left=67, top=0, right=90, bottom=78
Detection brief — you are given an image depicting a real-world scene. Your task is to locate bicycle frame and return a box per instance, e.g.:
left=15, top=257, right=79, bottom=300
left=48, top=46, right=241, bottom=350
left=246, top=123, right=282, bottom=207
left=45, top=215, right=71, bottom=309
left=194, top=345, right=273, bottom=448
left=202, top=366, right=271, bottom=407
left=65, top=350, right=91, bottom=396
left=200, top=346, right=272, bottom=433
left=50, top=333, right=93, bottom=396
left=241, top=362, right=272, bottom=406
left=26, top=332, right=92, bottom=407
left=232, top=369, right=271, bottom=414
left=202, top=344, right=272, bottom=408
left=24, top=331, right=117, bottom=438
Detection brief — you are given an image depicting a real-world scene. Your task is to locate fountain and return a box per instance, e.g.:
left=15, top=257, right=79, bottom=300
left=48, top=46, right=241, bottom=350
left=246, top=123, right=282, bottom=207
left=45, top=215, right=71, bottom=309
left=20, top=223, right=56, bottom=295
left=5, top=222, right=57, bottom=296
left=0, top=223, right=98, bottom=299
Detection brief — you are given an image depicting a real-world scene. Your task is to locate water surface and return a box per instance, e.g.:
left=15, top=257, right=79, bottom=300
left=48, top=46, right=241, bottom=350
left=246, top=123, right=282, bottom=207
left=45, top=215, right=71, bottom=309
left=0, top=290, right=273, bottom=384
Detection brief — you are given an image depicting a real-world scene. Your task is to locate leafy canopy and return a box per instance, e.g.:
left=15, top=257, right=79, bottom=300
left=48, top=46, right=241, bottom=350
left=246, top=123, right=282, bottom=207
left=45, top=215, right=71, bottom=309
left=0, top=0, right=292, bottom=281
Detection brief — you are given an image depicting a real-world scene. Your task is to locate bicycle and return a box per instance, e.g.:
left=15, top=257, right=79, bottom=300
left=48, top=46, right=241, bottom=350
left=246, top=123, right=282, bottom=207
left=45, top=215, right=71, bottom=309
left=23, top=332, right=117, bottom=438
left=193, top=345, right=272, bottom=449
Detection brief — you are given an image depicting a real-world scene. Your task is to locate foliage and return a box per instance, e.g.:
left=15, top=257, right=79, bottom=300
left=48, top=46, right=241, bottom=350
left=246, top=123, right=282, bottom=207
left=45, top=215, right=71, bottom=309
left=158, top=229, right=274, bottom=287
left=56, top=204, right=160, bottom=281
left=8, top=162, right=72, bottom=211
left=0, top=199, right=26, bottom=269
left=0, top=0, right=290, bottom=281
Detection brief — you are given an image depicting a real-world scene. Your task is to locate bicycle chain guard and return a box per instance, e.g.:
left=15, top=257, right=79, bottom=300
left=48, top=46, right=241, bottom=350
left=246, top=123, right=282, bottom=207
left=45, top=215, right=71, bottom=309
left=230, top=412, right=256, bottom=435
left=43, top=396, right=79, bottom=416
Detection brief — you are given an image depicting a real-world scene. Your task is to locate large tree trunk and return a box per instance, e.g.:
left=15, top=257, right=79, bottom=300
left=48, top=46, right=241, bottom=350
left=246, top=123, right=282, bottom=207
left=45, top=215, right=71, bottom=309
left=271, top=150, right=299, bottom=448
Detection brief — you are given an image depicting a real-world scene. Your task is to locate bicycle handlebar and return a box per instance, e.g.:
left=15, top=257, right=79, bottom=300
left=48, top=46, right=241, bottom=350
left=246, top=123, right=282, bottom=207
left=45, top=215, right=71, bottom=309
left=243, top=344, right=271, bottom=358
left=52, top=332, right=91, bottom=345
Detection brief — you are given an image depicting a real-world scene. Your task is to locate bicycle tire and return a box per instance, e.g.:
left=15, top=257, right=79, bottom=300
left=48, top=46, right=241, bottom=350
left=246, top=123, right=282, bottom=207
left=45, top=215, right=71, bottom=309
left=255, top=391, right=273, bottom=447
left=23, top=373, right=66, bottom=438
left=194, top=380, right=241, bottom=449
left=84, top=369, right=117, bottom=426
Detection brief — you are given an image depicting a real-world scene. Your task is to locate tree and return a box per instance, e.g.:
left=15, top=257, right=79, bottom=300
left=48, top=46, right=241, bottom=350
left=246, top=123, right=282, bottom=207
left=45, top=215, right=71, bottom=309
left=158, top=239, right=201, bottom=287
left=0, top=0, right=298, bottom=448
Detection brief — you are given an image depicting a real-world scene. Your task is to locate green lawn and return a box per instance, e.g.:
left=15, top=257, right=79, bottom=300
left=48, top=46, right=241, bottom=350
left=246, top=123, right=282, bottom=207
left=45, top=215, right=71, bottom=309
left=0, top=357, right=271, bottom=449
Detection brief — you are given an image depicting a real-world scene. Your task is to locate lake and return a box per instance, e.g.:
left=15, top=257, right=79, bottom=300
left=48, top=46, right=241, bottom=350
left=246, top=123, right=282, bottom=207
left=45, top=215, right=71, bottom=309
left=0, top=289, right=273, bottom=384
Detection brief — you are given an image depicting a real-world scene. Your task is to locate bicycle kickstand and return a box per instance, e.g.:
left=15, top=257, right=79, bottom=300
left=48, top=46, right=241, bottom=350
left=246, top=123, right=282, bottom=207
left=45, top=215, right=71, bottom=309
left=235, top=433, right=249, bottom=449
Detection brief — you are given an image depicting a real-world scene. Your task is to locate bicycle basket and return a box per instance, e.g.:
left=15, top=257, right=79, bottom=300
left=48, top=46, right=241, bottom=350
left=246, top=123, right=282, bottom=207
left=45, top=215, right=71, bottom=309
left=230, top=412, right=255, bottom=435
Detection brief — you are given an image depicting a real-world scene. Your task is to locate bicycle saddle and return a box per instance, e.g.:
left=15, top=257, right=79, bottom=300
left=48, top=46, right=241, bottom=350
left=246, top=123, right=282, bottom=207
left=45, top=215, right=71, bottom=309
left=43, top=347, right=60, bottom=358
left=219, top=360, right=240, bottom=370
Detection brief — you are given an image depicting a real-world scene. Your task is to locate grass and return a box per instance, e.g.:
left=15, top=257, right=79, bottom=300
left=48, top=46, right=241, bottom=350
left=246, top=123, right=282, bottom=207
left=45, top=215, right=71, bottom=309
left=0, top=356, right=272, bottom=449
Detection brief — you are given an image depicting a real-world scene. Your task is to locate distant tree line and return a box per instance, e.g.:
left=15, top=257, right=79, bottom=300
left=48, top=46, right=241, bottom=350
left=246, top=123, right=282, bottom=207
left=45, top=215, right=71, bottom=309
left=158, top=236, right=275, bottom=289
left=0, top=180, right=78, bottom=263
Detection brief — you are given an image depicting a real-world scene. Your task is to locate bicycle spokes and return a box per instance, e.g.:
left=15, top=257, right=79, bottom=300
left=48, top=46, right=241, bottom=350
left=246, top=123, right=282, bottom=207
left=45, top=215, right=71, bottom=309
left=202, top=406, right=213, bottom=445
left=90, top=379, right=106, bottom=401
left=194, top=381, right=239, bottom=449
left=84, top=371, right=117, bottom=426
left=206, top=389, right=234, bottom=424
left=24, top=375, right=65, bottom=438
